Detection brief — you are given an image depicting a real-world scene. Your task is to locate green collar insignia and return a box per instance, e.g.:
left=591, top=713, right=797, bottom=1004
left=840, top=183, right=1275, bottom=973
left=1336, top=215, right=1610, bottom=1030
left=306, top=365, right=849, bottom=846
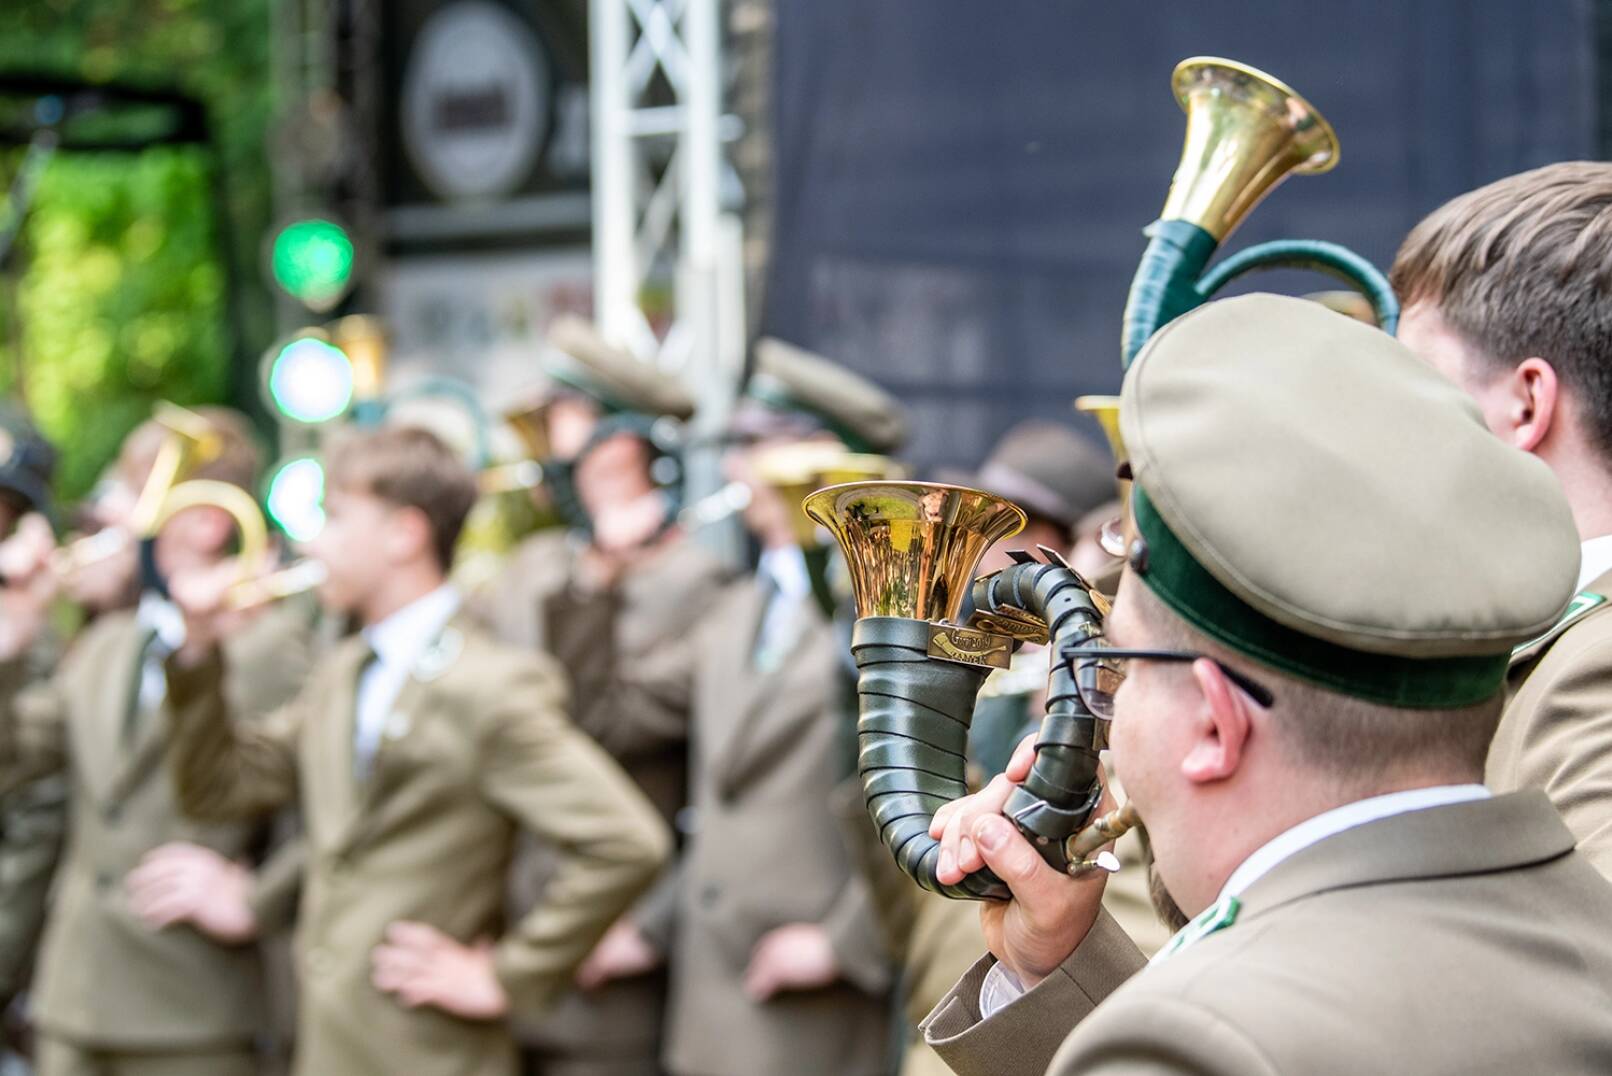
left=1512, top=591, right=1606, bottom=661
left=1132, top=488, right=1510, bottom=709
left=1153, top=894, right=1240, bottom=964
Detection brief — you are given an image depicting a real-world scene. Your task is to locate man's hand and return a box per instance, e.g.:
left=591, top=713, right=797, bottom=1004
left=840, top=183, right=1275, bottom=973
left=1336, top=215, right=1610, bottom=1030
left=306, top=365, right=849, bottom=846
left=743, top=922, right=839, bottom=1001
left=166, top=558, right=244, bottom=667
left=0, top=514, right=58, bottom=661
left=126, top=842, right=259, bottom=945
left=371, top=921, right=509, bottom=1020
left=930, top=734, right=1115, bottom=989
left=574, top=918, right=662, bottom=990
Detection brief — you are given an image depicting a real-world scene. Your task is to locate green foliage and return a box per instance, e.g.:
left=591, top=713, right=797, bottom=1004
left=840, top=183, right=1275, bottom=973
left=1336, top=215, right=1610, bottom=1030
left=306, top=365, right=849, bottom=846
left=0, top=0, right=273, bottom=503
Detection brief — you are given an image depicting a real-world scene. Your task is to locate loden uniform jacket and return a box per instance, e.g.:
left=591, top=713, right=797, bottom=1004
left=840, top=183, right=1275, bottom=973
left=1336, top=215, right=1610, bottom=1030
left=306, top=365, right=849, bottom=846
left=0, top=606, right=309, bottom=1051
left=1489, top=565, right=1612, bottom=876
left=921, top=790, right=1612, bottom=1075
left=472, top=528, right=731, bottom=1065
left=632, top=573, right=894, bottom=1076
left=163, top=611, right=671, bottom=1076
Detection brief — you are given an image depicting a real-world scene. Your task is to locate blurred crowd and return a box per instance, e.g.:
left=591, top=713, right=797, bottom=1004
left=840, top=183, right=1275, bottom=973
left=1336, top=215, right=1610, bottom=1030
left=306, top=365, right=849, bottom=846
left=0, top=313, right=1147, bottom=1076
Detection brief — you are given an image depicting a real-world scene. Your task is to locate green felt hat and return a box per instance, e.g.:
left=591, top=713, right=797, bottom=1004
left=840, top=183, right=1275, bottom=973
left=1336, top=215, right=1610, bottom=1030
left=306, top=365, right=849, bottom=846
left=1119, top=293, right=1579, bottom=708
left=739, top=337, right=908, bottom=455
left=544, top=317, right=697, bottom=420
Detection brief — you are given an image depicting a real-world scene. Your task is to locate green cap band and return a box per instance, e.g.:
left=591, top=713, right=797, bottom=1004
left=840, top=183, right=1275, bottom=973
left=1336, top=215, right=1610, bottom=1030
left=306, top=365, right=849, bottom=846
left=1132, top=488, right=1508, bottom=709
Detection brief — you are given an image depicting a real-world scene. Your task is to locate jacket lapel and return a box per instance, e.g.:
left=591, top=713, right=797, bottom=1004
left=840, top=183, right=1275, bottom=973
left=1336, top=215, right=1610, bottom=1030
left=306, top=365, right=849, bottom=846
left=1237, top=790, right=1574, bottom=920
left=713, top=595, right=831, bottom=797
left=330, top=615, right=469, bottom=856
left=309, top=637, right=370, bottom=853
left=70, top=618, right=149, bottom=806
left=704, top=581, right=785, bottom=783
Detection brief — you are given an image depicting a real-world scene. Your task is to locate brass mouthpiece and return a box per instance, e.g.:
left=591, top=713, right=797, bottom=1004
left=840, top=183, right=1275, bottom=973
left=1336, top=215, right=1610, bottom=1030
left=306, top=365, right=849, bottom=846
left=225, top=559, right=329, bottom=611
left=1064, top=801, right=1140, bottom=877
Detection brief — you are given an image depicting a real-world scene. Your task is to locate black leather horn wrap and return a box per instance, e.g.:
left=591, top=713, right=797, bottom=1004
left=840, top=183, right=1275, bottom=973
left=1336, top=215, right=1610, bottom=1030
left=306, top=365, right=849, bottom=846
left=852, top=559, right=1107, bottom=902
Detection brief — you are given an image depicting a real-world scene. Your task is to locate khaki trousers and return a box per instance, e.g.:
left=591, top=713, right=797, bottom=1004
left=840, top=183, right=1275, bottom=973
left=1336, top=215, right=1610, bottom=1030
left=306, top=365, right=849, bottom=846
left=37, top=1037, right=258, bottom=1076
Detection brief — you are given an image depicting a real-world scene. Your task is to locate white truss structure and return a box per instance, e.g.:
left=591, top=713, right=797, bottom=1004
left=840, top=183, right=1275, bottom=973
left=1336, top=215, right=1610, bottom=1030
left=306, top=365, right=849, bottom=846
left=590, top=0, right=748, bottom=532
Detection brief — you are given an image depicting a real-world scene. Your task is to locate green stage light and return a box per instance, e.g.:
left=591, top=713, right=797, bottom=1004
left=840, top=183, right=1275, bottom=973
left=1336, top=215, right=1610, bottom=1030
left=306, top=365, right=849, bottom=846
left=270, top=218, right=355, bottom=312
left=266, top=456, right=327, bottom=542
left=267, top=336, right=354, bottom=424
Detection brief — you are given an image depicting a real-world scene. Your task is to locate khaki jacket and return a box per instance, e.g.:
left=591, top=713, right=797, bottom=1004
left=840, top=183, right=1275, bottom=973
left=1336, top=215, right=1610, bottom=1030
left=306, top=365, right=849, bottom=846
left=0, top=774, right=66, bottom=1002
left=1489, top=566, right=1612, bottom=875
left=473, top=530, right=731, bottom=1060
left=923, top=791, right=1612, bottom=1075
left=165, top=612, right=671, bottom=1076
left=635, top=576, right=894, bottom=1076
left=0, top=607, right=309, bottom=1050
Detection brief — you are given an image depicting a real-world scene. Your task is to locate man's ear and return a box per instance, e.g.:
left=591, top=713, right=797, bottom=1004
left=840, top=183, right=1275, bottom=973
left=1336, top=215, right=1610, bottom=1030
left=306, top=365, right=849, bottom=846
left=392, top=505, right=436, bottom=565
left=1508, top=358, right=1559, bottom=453
left=1179, top=659, right=1252, bottom=785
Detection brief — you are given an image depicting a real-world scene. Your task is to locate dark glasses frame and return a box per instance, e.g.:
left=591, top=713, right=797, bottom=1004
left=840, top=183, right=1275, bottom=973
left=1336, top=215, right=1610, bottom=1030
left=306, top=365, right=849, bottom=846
left=1059, top=646, right=1277, bottom=709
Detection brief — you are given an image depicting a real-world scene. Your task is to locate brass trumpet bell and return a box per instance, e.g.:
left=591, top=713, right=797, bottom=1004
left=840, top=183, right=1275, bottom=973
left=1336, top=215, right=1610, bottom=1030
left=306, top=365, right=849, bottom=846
left=802, top=481, right=1026, bottom=622
left=1121, top=56, right=1398, bottom=367
left=1163, top=57, right=1338, bottom=243
left=150, top=479, right=270, bottom=571
left=128, top=403, right=225, bottom=535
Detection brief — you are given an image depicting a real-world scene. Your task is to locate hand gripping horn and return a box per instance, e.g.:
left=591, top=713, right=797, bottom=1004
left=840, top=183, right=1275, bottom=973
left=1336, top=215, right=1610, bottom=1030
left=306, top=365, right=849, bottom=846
left=803, top=481, right=1115, bottom=901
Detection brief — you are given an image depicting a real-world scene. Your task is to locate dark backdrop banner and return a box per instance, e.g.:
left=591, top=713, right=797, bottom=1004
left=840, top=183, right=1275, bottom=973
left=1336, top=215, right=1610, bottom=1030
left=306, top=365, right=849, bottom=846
left=763, top=0, right=1597, bottom=474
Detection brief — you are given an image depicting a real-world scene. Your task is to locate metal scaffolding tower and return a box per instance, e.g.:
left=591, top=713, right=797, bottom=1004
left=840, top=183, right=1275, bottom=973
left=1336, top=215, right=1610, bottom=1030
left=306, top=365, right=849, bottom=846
left=589, top=0, right=748, bottom=538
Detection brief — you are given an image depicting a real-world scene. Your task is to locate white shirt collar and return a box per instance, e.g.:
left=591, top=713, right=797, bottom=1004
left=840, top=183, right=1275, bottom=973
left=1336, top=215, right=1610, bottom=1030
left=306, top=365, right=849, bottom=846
left=757, top=545, right=812, bottom=602
left=1218, top=783, right=1490, bottom=901
left=361, top=585, right=462, bottom=670
left=136, top=591, right=188, bottom=655
left=1578, top=535, right=1612, bottom=593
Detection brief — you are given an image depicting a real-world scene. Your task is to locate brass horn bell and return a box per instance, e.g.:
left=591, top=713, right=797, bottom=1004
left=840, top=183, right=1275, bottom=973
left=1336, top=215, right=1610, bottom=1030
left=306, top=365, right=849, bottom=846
left=805, top=481, right=1115, bottom=901
left=1121, top=57, right=1400, bottom=366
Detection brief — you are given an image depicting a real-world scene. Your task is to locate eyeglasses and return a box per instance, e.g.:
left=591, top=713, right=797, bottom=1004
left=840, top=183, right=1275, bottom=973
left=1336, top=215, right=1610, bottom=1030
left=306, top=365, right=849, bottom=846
left=1058, top=645, right=1276, bottom=720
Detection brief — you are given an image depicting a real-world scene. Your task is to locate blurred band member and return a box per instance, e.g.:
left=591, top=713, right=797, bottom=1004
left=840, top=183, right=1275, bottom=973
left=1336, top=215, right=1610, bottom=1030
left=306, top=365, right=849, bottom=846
left=632, top=339, right=903, bottom=1076
left=0, top=403, right=63, bottom=1023
left=161, top=426, right=669, bottom=1076
left=1392, top=163, right=1612, bottom=876
left=473, top=318, right=733, bottom=1076
left=0, top=408, right=309, bottom=1076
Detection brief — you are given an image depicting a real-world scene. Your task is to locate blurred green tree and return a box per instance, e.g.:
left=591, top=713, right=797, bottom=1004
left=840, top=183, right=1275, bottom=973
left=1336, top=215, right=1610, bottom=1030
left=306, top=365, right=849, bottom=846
left=0, top=0, right=272, bottom=504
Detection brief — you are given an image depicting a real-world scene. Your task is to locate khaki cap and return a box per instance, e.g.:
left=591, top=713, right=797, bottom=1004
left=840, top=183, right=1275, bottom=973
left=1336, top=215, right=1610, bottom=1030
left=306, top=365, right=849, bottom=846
left=742, top=338, right=908, bottom=454
left=544, top=316, right=696, bottom=420
left=1120, top=293, right=1579, bottom=707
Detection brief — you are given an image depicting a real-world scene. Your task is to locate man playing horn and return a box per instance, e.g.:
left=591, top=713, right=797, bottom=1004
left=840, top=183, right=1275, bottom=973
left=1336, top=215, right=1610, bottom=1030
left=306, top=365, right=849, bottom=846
left=918, top=295, right=1612, bottom=1075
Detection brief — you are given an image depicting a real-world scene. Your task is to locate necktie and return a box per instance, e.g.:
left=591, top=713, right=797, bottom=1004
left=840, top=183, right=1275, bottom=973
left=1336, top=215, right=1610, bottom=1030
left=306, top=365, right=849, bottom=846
left=352, top=646, right=381, bottom=783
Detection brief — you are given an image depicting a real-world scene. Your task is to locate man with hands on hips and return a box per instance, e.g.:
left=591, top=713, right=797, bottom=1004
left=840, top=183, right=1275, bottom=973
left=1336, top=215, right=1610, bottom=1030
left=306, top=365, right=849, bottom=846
left=918, top=295, right=1612, bottom=1076
left=161, top=426, right=669, bottom=1076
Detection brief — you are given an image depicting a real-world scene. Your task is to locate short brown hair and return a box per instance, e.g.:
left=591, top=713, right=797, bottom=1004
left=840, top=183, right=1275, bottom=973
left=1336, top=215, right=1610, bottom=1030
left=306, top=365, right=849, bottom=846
left=325, top=426, right=478, bottom=570
left=1131, top=581, right=1501, bottom=784
left=1390, top=162, right=1612, bottom=460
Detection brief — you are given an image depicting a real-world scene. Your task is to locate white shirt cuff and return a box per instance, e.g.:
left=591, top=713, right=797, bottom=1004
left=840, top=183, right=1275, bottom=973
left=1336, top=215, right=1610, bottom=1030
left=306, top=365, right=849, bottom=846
left=977, top=961, right=1027, bottom=1019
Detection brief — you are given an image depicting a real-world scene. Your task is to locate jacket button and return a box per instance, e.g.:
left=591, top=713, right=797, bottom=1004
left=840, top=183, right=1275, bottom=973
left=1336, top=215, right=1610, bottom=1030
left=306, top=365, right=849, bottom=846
left=103, top=804, right=121, bottom=824
left=96, top=871, right=113, bottom=891
left=700, top=884, right=720, bottom=908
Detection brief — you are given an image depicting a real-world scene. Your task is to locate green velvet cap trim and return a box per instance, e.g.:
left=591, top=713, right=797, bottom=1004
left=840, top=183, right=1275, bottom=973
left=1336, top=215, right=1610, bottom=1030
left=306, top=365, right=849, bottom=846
left=744, top=376, right=874, bottom=453
left=1132, top=488, right=1508, bottom=709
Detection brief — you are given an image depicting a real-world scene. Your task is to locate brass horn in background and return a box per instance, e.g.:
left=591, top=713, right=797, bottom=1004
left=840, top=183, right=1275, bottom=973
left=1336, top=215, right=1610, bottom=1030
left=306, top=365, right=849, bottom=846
left=1121, top=57, right=1400, bottom=367
left=47, top=402, right=224, bottom=581
left=143, top=478, right=327, bottom=611
left=804, top=481, right=1119, bottom=901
